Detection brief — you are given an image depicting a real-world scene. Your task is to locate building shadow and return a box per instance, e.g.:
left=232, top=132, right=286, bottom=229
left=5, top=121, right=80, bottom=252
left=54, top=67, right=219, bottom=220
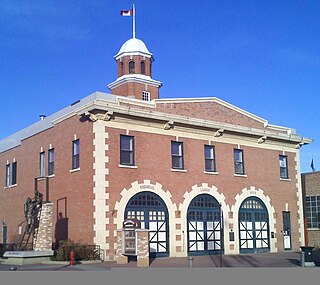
left=286, top=258, right=300, bottom=266
left=54, top=212, right=69, bottom=249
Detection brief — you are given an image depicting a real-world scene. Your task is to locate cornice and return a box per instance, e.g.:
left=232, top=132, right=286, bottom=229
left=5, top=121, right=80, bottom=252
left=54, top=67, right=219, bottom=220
left=107, top=74, right=162, bottom=90
left=75, top=99, right=311, bottom=146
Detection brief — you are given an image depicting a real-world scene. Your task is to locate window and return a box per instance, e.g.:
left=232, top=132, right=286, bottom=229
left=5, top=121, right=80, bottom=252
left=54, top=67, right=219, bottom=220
left=48, top=148, right=54, bottom=176
left=4, top=162, right=17, bottom=187
left=39, top=152, right=45, bottom=177
left=120, top=62, right=124, bottom=76
left=305, top=196, right=320, bottom=228
left=120, top=135, right=134, bottom=166
left=141, top=61, right=146, bottom=75
left=279, top=155, right=288, bottom=179
left=142, top=91, right=150, bottom=101
left=11, top=161, right=17, bottom=185
left=72, top=139, right=80, bottom=170
left=129, top=61, right=135, bottom=74
left=171, top=141, right=184, bottom=170
left=204, top=145, right=216, bottom=172
left=5, top=164, right=10, bottom=187
left=234, top=149, right=244, bottom=175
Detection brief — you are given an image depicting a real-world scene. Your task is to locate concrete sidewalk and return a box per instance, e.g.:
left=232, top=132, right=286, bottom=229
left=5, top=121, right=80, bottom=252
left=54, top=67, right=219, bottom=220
left=1, top=251, right=319, bottom=271
left=87, top=251, right=304, bottom=269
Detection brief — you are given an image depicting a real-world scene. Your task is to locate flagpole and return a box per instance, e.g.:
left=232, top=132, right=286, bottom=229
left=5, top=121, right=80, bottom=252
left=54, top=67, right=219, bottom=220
left=132, top=3, right=136, bottom=38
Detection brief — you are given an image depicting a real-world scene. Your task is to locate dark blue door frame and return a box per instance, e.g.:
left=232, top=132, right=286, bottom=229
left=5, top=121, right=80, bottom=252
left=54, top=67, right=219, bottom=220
left=239, top=197, right=270, bottom=254
left=187, top=194, right=224, bottom=256
left=125, top=191, right=169, bottom=258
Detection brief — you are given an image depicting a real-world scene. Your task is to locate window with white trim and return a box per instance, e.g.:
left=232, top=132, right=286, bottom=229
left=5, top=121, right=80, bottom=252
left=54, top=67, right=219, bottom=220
left=306, top=196, right=320, bottom=228
left=48, top=148, right=55, bottom=176
left=120, top=135, right=135, bottom=166
left=279, top=155, right=288, bottom=179
left=204, top=145, right=216, bottom=172
left=12, top=161, right=17, bottom=185
left=4, top=161, right=17, bottom=187
left=171, top=141, right=184, bottom=170
left=234, top=149, right=244, bottom=175
left=5, top=163, right=10, bottom=187
left=142, top=91, right=150, bottom=101
left=72, top=139, right=80, bottom=170
left=39, top=152, right=46, bottom=177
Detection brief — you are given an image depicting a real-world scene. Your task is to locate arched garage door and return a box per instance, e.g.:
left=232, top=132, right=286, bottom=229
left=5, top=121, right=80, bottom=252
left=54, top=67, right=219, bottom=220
left=124, top=191, right=169, bottom=258
left=187, top=194, right=223, bottom=256
left=239, top=197, right=270, bottom=253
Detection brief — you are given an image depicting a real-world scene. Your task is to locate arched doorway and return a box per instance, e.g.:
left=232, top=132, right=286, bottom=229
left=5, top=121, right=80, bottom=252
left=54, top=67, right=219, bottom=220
left=124, top=191, right=169, bottom=258
left=238, top=197, right=270, bottom=253
left=187, top=194, right=223, bottom=255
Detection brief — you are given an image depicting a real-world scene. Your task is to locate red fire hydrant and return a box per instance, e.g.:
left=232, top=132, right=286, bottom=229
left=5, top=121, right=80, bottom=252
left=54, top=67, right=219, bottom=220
left=70, top=250, right=75, bottom=266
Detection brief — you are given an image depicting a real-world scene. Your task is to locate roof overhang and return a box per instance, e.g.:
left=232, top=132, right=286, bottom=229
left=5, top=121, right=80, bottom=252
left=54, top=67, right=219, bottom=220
left=107, top=74, right=162, bottom=90
left=75, top=98, right=313, bottom=147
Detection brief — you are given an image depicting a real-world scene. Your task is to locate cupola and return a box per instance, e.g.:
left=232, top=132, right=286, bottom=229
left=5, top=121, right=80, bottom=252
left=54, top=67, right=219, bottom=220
left=107, top=38, right=162, bottom=101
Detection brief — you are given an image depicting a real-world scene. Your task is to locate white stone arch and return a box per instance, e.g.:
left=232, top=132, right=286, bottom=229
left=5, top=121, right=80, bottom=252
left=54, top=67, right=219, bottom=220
left=178, top=183, right=230, bottom=255
left=114, top=179, right=177, bottom=256
left=231, top=186, right=277, bottom=254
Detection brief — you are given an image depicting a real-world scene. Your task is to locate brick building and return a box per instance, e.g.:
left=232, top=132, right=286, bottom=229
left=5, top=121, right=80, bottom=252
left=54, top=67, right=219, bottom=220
left=0, top=37, right=313, bottom=261
left=301, top=171, right=320, bottom=247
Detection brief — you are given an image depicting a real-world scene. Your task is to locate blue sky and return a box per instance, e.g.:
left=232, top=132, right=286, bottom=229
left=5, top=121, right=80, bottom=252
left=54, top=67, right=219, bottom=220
left=0, top=0, right=319, bottom=173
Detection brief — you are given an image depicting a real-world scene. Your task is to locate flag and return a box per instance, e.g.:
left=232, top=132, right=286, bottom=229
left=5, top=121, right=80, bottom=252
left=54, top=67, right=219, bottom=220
left=311, top=158, right=316, bottom=172
left=120, top=9, right=134, bottom=16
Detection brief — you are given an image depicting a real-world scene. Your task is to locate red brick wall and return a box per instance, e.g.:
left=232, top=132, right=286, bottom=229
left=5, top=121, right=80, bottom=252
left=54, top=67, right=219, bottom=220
left=111, top=82, right=159, bottom=100
left=302, top=172, right=320, bottom=247
left=155, top=101, right=271, bottom=131
left=117, top=55, right=152, bottom=77
left=105, top=127, right=300, bottom=252
left=0, top=115, right=94, bottom=245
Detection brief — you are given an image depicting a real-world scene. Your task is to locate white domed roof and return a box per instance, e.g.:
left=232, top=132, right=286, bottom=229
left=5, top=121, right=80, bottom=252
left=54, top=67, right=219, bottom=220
left=115, top=38, right=153, bottom=60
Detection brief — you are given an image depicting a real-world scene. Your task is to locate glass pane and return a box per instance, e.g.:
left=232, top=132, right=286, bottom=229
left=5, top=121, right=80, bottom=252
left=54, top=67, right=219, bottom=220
left=120, top=151, right=133, bottom=165
left=121, top=136, right=133, bottom=151
left=172, top=156, right=182, bottom=169
left=141, top=62, right=145, bottom=74
left=205, top=159, right=215, bottom=171
left=235, top=162, right=244, bottom=174
left=197, top=241, right=204, bottom=250
left=171, top=142, right=181, bottom=155
left=73, top=140, right=79, bottom=155
left=280, top=167, right=288, bottom=178
left=279, top=156, right=287, bottom=167
left=129, top=61, right=135, bottom=73
left=204, top=145, right=213, bottom=159
left=234, top=149, right=243, bottom=162
left=72, top=155, right=79, bottom=169
left=49, top=149, right=54, bottom=162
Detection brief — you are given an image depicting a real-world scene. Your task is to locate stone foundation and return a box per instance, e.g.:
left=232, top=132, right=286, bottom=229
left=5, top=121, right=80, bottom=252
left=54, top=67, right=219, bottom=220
left=2, top=250, right=54, bottom=265
left=34, top=202, right=54, bottom=251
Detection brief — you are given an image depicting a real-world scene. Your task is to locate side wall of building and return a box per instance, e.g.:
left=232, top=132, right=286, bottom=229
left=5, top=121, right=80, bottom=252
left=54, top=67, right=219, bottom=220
left=302, top=172, right=320, bottom=247
left=0, top=115, right=95, bottom=247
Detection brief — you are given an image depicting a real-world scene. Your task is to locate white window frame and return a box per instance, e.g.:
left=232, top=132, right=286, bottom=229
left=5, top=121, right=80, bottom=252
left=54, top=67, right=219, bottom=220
left=39, top=151, right=46, bottom=177
left=234, top=149, right=244, bottom=175
left=204, top=145, right=216, bottom=172
left=142, top=91, right=150, bottom=101
left=5, top=164, right=10, bottom=187
left=72, top=139, right=80, bottom=170
left=279, top=155, right=289, bottom=179
left=171, top=141, right=184, bottom=170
